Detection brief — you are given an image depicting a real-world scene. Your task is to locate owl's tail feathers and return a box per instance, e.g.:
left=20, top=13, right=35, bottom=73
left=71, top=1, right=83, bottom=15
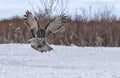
left=37, top=44, right=53, bottom=52
left=31, top=44, right=53, bottom=52
left=28, top=38, right=53, bottom=52
left=31, top=42, right=53, bottom=52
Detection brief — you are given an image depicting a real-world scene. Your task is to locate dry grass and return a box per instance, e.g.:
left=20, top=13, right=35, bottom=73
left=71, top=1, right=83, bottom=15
left=0, top=9, right=120, bottom=47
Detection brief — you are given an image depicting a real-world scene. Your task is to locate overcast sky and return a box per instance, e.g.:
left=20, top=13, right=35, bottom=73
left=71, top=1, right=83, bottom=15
left=0, top=0, right=120, bottom=19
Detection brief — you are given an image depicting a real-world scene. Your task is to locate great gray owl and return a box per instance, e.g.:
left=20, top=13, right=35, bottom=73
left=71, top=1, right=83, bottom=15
left=24, top=10, right=67, bottom=52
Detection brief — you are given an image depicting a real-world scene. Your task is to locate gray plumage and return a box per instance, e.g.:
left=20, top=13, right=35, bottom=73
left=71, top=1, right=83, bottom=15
left=24, top=10, right=67, bottom=52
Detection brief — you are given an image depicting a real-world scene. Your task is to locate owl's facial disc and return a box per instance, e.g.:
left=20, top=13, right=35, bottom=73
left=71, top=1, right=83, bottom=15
left=37, top=29, right=46, bottom=38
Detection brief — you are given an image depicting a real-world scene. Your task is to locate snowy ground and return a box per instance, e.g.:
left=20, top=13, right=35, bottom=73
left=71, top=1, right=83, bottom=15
left=0, top=44, right=120, bottom=78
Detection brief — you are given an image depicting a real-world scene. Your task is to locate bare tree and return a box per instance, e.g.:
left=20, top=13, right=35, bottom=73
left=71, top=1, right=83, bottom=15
left=30, top=0, right=69, bottom=18
left=35, top=0, right=59, bottom=18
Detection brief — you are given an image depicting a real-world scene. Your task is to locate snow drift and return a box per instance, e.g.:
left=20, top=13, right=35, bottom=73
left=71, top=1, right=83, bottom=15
left=0, top=44, right=120, bottom=78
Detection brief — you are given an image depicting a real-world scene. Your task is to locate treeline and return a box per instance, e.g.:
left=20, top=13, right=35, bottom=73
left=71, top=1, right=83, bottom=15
left=0, top=17, right=30, bottom=43
left=0, top=10, right=120, bottom=47
left=0, top=0, right=120, bottom=47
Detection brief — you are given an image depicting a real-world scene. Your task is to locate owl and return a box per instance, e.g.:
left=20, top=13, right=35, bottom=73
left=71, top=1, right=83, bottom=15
left=24, top=10, right=67, bottom=52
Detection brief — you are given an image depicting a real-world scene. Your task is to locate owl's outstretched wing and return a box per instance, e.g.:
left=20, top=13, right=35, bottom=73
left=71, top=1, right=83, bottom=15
left=45, top=15, right=67, bottom=37
left=24, top=10, right=39, bottom=38
left=24, top=10, right=53, bottom=52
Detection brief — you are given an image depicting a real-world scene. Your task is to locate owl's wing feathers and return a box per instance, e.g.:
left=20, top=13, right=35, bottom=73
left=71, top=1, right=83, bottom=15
left=24, top=10, right=39, bottom=38
left=45, top=15, right=67, bottom=37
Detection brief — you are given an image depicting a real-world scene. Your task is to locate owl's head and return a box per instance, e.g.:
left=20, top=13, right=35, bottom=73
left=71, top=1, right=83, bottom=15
left=37, top=29, right=46, bottom=38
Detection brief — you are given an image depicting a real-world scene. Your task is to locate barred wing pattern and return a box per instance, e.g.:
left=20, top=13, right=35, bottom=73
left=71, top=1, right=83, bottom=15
left=24, top=10, right=39, bottom=38
left=24, top=10, right=67, bottom=52
left=45, top=15, right=67, bottom=37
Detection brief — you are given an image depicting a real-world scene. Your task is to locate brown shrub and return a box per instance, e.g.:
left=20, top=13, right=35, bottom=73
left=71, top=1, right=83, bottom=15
left=0, top=11, right=120, bottom=47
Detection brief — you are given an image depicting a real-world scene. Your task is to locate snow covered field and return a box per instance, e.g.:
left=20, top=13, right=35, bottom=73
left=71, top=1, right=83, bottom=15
left=0, top=44, right=120, bottom=78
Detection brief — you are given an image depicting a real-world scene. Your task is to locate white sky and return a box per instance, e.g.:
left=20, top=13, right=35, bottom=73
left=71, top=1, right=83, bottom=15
left=0, top=0, right=120, bottom=19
